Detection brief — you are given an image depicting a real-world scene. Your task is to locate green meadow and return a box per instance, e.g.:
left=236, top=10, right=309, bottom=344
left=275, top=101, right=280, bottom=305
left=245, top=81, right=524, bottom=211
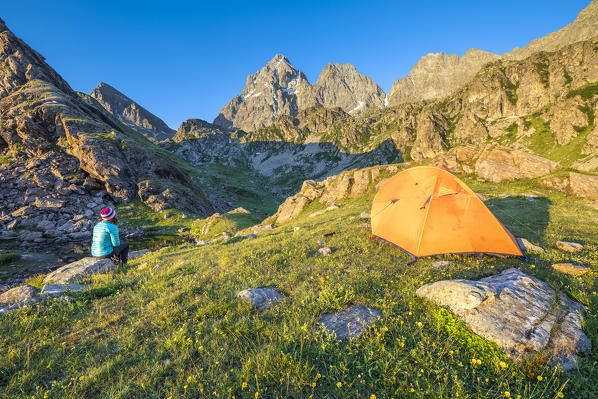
left=0, top=176, right=597, bottom=399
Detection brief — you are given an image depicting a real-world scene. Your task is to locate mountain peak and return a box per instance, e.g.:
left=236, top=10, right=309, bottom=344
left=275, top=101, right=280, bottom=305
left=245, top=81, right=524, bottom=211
left=266, top=54, right=292, bottom=68
left=90, top=82, right=174, bottom=141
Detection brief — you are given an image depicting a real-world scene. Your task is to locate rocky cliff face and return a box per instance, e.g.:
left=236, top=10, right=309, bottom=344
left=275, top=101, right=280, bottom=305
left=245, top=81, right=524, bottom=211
left=0, top=18, right=215, bottom=247
left=90, top=82, right=175, bottom=141
left=214, top=55, right=385, bottom=131
left=388, top=0, right=598, bottom=107
left=387, top=49, right=499, bottom=106
left=506, top=0, right=598, bottom=60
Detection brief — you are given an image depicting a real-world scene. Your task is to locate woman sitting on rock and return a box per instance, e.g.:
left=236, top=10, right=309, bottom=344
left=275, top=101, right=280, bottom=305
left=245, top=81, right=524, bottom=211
left=91, top=207, right=129, bottom=264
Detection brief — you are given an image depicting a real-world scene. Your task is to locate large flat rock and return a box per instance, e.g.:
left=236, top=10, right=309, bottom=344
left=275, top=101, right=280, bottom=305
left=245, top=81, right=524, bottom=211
left=236, top=287, right=284, bottom=309
left=43, top=257, right=116, bottom=284
left=416, top=268, right=591, bottom=370
left=0, top=285, right=39, bottom=304
left=41, top=283, right=87, bottom=296
left=317, top=305, right=382, bottom=340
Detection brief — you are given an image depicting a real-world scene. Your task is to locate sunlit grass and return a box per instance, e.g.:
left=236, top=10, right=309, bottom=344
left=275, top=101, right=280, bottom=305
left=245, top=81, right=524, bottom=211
left=0, top=177, right=596, bottom=398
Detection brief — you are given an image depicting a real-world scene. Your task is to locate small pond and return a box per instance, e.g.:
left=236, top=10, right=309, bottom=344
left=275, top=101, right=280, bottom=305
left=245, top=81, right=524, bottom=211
left=0, top=234, right=190, bottom=285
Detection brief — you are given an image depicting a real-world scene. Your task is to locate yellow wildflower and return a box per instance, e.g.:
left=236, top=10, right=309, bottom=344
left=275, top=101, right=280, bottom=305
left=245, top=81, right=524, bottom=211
left=504, top=392, right=510, bottom=398
left=416, top=322, right=423, bottom=327
left=557, top=392, right=564, bottom=398
left=499, top=361, right=507, bottom=369
left=311, top=382, right=316, bottom=388
left=242, top=382, right=247, bottom=389
left=254, top=392, right=259, bottom=399
left=537, top=375, right=543, bottom=381
left=370, top=395, right=377, bottom=399
left=79, top=375, right=84, bottom=381
left=336, top=382, right=342, bottom=388
left=410, top=387, right=415, bottom=392
left=316, top=373, right=321, bottom=378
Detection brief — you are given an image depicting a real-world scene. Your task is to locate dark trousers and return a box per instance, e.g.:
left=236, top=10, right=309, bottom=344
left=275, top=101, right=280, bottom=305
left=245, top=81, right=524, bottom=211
left=96, top=242, right=129, bottom=264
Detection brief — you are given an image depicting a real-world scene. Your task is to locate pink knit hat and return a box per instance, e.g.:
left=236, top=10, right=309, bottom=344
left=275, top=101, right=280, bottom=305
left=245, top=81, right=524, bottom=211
left=100, top=207, right=116, bottom=220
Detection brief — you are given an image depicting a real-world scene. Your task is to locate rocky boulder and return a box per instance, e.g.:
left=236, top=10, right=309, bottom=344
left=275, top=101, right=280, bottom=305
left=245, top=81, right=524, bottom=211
left=43, top=257, right=116, bottom=284
left=416, top=268, right=591, bottom=370
left=0, top=285, right=39, bottom=304
left=236, top=287, right=284, bottom=309
left=317, top=305, right=382, bottom=340
left=474, top=147, right=560, bottom=182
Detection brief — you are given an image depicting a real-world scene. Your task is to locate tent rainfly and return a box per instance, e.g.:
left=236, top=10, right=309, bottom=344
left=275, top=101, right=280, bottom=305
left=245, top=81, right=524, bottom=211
left=371, top=166, right=524, bottom=261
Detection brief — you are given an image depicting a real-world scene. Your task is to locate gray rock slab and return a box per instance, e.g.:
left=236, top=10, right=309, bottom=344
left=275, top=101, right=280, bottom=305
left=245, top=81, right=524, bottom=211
left=431, top=260, right=452, bottom=268
left=236, top=287, right=284, bottom=309
left=556, top=241, right=584, bottom=253
left=252, top=224, right=274, bottom=233
left=552, top=263, right=591, bottom=276
left=317, top=305, right=382, bottom=340
left=0, top=285, right=40, bottom=304
left=318, top=247, right=332, bottom=256
left=416, top=268, right=591, bottom=371
left=43, top=257, right=116, bottom=284
left=517, top=237, right=545, bottom=253
left=129, top=249, right=150, bottom=260
left=41, top=283, right=87, bottom=296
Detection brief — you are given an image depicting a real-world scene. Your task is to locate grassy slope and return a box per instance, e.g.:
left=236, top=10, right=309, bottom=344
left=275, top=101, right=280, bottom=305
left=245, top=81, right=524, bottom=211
left=0, top=176, right=596, bottom=398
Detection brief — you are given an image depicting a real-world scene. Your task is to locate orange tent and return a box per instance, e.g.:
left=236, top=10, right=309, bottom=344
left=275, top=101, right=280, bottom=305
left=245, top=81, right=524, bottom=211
left=371, top=166, right=523, bottom=260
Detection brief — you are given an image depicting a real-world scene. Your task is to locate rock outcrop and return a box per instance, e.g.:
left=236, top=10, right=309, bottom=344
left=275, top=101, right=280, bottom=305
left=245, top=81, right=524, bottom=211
left=416, top=268, right=591, bottom=371
left=542, top=172, right=598, bottom=200
left=90, top=82, right=175, bottom=141
left=273, top=164, right=400, bottom=223
left=0, top=18, right=216, bottom=247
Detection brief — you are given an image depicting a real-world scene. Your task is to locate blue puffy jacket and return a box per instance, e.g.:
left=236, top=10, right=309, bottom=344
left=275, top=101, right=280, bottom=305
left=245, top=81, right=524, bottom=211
left=91, top=221, right=120, bottom=257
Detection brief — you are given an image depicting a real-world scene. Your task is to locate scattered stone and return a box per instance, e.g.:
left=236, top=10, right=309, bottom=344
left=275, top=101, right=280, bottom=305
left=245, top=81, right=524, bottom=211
left=293, top=227, right=300, bottom=231
left=416, top=268, right=591, bottom=370
left=360, top=212, right=371, bottom=219
left=358, top=223, right=371, bottom=229
left=586, top=201, right=598, bottom=210
left=552, top=263, right=591, bottom=276
left=516, top=237, right=545, bottom=253
left=41, top=283, right=87, bottom=296
left=556, top=241, right=584, bottom=253
left=195, top=240, right=211, bottom=246
left=309, top=209, right=327, bottom=218
left=43, top=257, right=116, bottom=284
left=252, top=224, right=274, bottom=234
left=21, top=231, right=43, bottom=241
left=236, top=287, right=284, bottom=309
left=243, top=234, right=257, bottom=239
left=318, top=247, right=332, bottom=256
left=0, top=285, right=40, bottom=304
left=152, top=265, right=160, bottom=270
left=128, top=249, right=150, bottom=260
left=326, top=204, right=340, bottom=211
left=317, top=305, right=382, bottom=340
left=431, top=260, right=452, bottom=268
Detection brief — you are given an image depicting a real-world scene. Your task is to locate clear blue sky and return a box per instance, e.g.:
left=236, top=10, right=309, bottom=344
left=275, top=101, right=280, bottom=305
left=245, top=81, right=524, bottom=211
left=2, top=0, right=591, bottom=129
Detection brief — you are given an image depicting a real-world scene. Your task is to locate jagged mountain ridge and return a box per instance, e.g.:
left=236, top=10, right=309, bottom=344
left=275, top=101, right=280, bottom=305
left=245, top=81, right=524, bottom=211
left=214, top=54, right=385, bottom=131
left=242, top=37, right=598, bottom=169
left=90, top=82, right=175, bottom=141
left=216, top=1, right=598, bottom=126
left=387, top=0, right=598, bottom=106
